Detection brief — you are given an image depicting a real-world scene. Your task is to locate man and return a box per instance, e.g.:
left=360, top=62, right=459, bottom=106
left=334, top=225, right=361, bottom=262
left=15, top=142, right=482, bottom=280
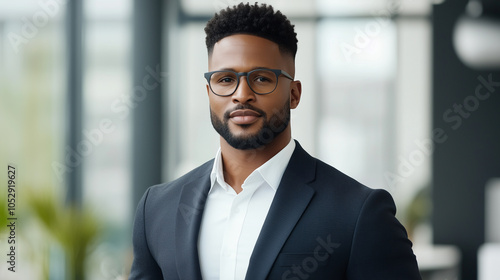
left=129, top=3, right=421, bottom=280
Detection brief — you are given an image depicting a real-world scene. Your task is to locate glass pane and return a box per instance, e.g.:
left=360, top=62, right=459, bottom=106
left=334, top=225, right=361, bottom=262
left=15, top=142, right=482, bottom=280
left=316, top=0, right=390, bottom=16
left=399, top=0, right=432, bottom=15
left=166, top=23, right=217, bottom=179
left=86, top=0, right=131, bottom=20
left=83, top=0, right=132, bottom=278
left=316, top=0, right=431, bottom=16
left=316, top=18, right=397, bottom=189
left=392, top=18, right=432, bottom=235
left=0, top=0, right=66, bottom=278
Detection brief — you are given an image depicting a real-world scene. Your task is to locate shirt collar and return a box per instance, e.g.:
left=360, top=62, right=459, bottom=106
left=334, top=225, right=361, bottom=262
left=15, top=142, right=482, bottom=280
left=210, top=147, right=226, bottom=191
left=210, top=139, right=296, bottom=192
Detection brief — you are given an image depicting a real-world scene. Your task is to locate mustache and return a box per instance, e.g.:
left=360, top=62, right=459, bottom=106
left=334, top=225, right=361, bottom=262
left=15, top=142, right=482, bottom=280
left=223, top=104, right=267, bottom=120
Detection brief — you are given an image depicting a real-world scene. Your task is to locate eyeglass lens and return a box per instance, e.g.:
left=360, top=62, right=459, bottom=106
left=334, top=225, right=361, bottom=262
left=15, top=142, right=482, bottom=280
left=209, top=69, right=278, bottom=96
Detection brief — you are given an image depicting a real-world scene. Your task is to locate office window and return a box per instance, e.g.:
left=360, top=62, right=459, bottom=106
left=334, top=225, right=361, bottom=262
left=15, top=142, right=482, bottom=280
left=0, top=0, right=66, bottom=278
left=83, top=0, right=132, bottom=278
left=316, top=18, right=397, bottom=189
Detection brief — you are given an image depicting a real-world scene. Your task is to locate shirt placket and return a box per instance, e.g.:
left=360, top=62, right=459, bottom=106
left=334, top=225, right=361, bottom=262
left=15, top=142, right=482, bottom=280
left=219, top=189, right=251, bottom=280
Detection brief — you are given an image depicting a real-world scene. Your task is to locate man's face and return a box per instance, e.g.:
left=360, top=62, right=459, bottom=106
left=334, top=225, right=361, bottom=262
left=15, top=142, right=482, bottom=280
left=207, top=34, right=300, bottom=150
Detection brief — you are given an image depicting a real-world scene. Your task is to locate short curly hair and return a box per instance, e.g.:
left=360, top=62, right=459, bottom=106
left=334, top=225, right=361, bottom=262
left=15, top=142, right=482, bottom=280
left=205, top=2, right=298, bottom=59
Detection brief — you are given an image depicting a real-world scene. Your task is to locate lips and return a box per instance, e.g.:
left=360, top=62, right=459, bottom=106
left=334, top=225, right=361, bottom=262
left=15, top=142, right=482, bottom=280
left=229, top=109, right=262, bottom=125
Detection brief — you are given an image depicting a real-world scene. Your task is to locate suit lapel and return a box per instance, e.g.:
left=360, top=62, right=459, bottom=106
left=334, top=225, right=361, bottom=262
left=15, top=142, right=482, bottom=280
left=245, top=142, right=317, bottom=280
left=175, top=167, right=211, bottom=280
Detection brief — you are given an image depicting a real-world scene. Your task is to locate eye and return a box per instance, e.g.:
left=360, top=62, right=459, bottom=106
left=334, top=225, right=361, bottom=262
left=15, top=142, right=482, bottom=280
left=254, top=76, right=272, bottom=83
left=250, top=70, right=276, bottom=84
left=217, top=77, right=234, bottom=84
left=212, top=72, right=237, bottom=84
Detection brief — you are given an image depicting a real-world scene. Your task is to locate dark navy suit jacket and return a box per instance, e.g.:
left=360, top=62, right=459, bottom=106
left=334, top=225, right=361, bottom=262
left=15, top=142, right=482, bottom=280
left=129, top=142, right=421, bottom=279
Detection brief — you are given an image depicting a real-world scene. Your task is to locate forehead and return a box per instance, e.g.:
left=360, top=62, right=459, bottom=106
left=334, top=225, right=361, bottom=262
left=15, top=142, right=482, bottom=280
left=208, top=34, right=285, bottom=71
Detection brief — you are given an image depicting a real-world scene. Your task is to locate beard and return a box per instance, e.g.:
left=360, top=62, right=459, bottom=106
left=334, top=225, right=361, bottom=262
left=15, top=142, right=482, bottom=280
left=210, top=100, right=290, bottom=150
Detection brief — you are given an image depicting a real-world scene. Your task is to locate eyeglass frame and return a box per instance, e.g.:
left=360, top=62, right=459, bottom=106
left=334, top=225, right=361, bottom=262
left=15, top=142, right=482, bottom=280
left=204, top=68, right=294, bottom=97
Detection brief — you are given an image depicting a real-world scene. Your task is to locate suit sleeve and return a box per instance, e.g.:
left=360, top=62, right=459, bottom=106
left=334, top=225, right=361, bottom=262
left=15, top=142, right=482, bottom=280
left=129, top=188, right=163, bottom=279
left=346, top=189, right=421, bottom=280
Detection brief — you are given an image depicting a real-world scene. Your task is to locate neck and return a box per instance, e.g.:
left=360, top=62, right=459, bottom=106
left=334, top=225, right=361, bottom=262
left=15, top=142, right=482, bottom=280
left=220, top=127, right=291, bottom=193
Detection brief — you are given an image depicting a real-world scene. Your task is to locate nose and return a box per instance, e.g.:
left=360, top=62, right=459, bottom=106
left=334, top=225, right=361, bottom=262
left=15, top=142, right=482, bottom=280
left=231, top=75, right=256, bottom=104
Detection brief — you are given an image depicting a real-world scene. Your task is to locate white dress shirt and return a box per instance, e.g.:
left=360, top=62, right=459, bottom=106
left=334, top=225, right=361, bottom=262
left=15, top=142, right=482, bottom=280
left=198, top=139, right=296, bottom=280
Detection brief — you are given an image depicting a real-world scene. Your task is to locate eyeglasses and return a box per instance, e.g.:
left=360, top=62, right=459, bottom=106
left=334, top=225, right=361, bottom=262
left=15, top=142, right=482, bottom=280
left=204, top=68, right=293, bottom=96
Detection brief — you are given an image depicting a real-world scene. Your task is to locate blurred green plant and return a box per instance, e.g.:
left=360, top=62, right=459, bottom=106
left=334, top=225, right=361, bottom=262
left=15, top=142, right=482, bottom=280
left=27, top=189, right=101, bottom=280
left=0, top=196, right=6, bottom=234
left=405, top=185, right=431, bottom=241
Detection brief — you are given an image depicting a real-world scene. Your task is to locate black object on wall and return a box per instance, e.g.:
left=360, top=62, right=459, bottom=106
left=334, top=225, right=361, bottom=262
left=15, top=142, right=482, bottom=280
left=432, top=0, right=500, bottom=279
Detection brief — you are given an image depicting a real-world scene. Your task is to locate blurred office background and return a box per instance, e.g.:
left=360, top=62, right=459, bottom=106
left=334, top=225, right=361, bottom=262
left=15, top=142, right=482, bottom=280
left=0, top=0, right=499, bottom=279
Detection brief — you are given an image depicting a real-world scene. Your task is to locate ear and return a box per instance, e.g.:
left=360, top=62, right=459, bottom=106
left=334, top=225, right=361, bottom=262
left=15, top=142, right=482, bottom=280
left=206, top=84, right=210, bottom=97
left=290, top=80, right=302, bottom=109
